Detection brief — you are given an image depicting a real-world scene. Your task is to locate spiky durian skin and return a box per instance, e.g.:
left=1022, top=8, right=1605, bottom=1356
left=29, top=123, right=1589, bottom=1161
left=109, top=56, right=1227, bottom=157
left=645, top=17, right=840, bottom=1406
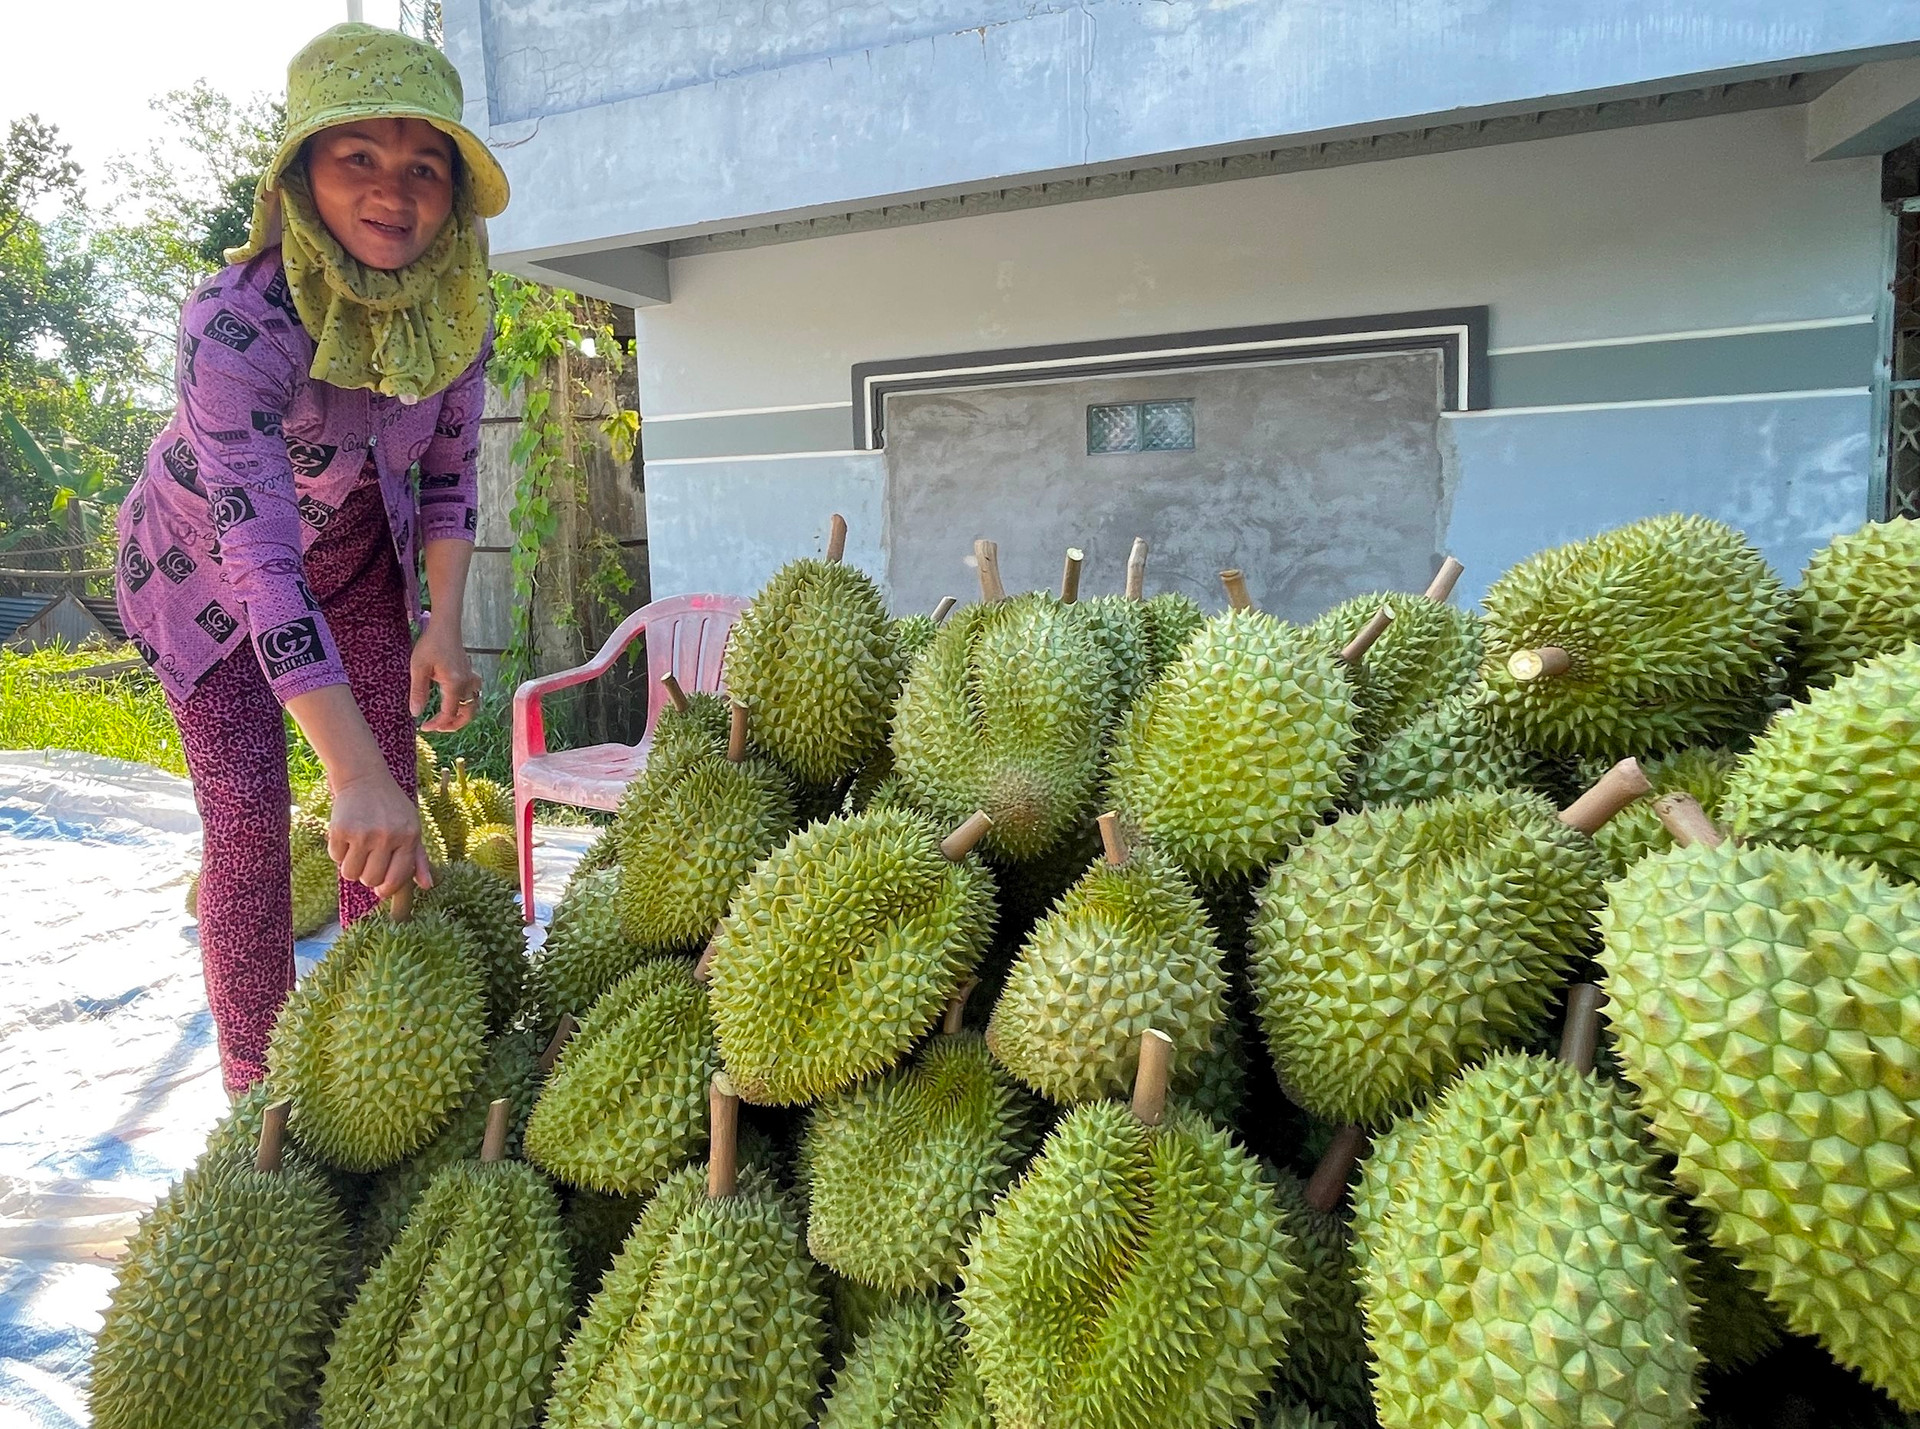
left=524, top=958, right=717, bottom=1195
left=90, top=1158, right=350, bottom=1429
left=466, top=823, right=518, bottom=881
left=615, top=750, right=796, bottom=952
left=416, top=797, right=450, bottom=865
left=268, top=908, right=487, bottom=1171
left=459, top=772, right=515, bottom=828
left=422, top=775, right=470, bottom=861
left=1251, top=789, right=1604, bottom=1126
left=989, top=848, right=1226, bottom=1104
left=1677, top=1201, right=1784, bottom=1372
left=1075, top=594, right=1155, bottom=715
left=892, top=612, right=942, bottom=668
left=1107, top=610, right=1355, bottom=883
left=1719, top=642, right=1920, bottom=884
left=1478, top=513, right=1793, bottom=758
left=1349, top=686, right=1539, bottom=807
left=415, top=733, right=439, bottom=786
left=960, top=1102, right=1301, bottom=1429
left=1356, top=1054, right=1699, bottom=1429
left=564, top=1187, right=645, bottom=1303
left=1581, top=745, right=1736, bottom=879
left=802, top=1032, right=1038, bottom=1292
left=1599, top=840, right=1920, bottom=1410
left=708, top=808, right=997, bottom=1105
left=726, top=557, right=902, bottom=785
left=1794, top=517, right=1920, bottom=687
left=1307, top=592, right=1483, bottom=742
left=318, top=1160, right=572, bottom=1429
left=544, top=1163, right=826, bottom=1429
left=529, top=867, right=648, bottom=1024
left=359, top=1031, right=542, bottom=1265
left=291, top=846, right=340, bottom=937
left=892, top=593, right=1114, bottom=861
left=1260, top=1400, right=1341, bottom=1429
left=417, top=859, right=528, bottom=1034
left=1142, top=592, right=1207, bottom=678
left=818, top=1296, right=993, bottom=1429
left=1265, top=1170, right=1370, bottom=1420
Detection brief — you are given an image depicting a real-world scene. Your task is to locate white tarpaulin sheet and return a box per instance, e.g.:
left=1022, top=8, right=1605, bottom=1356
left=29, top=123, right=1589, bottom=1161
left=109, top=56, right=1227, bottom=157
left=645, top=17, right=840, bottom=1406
left=0, top=750, right=589, bottom=1428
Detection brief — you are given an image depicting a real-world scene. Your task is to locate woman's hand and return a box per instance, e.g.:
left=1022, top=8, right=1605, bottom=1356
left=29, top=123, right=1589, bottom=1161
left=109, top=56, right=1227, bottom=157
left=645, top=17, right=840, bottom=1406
left=329, top=768, right=431, bottom=899
left=412, top=618, right=481, bottom=732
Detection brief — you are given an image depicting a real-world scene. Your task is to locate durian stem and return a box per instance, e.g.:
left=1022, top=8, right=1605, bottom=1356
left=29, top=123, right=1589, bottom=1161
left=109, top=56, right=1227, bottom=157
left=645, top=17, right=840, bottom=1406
left=974, top=540, right=1007, bottom=602
left=1507, top=645, right=1572, bottom=682
left=659, top=671, right=691, bottom=714
left=539, top=1013, right=578, bottom=1075
left=1338, top=605, right=1396, bottom=665
left=1653, top=792, right=1726, bottom=848
left=388, top=882, right=415, bottom=924
left=728, top=700, right=750, bottom=764
left=943, top=979, right=980, bottom=1035
left=1125, top=537, right=1149, bottom=600
left=455, top=756, right=468, bottom=784
left=479, top=1098, right=511, bottom=1162
left=708, top=1072, right=741, bottom=1199
left=1556, top=757, right=1652, bottom=835
left=1422, top=556, right=1465, bottom=603
left=825, top=513, right=848, bottom=563
left=1131, top=1029, right=1174, bottom=1127
left=1219, top=569, right=1253, bottom=611
left=692, top=940, right=718, bottom=984
left=931, top=595, right=958, bottom=624
left=254, top=1099, right=291, bottom=1174
left=940, top=810, right=994, bottom=862
left=1558, top=984, right=1607, bottom=1075
left=1097, top=811, right=1130, bottom=866
left=1304, top=1125, right=1368, bottom=1213
left=1060, top=548, right=1085, bottom=604
left=439, top=768, right=452, bottom=797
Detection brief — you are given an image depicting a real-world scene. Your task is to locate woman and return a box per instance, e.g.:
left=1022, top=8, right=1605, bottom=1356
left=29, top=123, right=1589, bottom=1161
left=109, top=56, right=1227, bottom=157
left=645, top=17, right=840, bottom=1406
left=115, top=23, right=509, bottom=1096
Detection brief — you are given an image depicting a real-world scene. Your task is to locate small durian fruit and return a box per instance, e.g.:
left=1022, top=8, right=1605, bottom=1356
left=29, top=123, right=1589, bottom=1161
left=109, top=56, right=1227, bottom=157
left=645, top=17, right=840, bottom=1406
left=417, top=859, right=528, bottom=1033
left=892, top=555, right=1114, bottom=861
left=543, top=1075, right=827, bottom=1429
left=1349, top=684, right=1539, bottom=807
left=291, top=846, right=340, bottom=938
left=709, top=807, right=997, bottom=1104
left=1252, top=761, right=1645, bottom=1126
left=524, top=956, right=716, bottom=1196
left=1356, top=989, right=1700, bottom=1429
left=804, top=984, right=1040, bottom=1292
left=1058, top=544, right=1155, bottom=715
left=989, top=812, right=1227, bottom=1104
left=1265, top=1131, right=1372, bottom=1421
left=422, top=767, right=471, bottom=861
left=465, top=822, right=518, bottom=881
left=563, top=1186, right=644, bottom=1304
left=1600, top=798, right=1920, bottom=1411
left=452, top=756, right=514, bottom=828
left=1478, top=513, right=1793, bottom=758
left=415, top=733, right=439, bottom=788
left=1585, top=744, right=1736, bottom=878
left=1719, top=640, right=1920, bottom=884
left=1306, top=560, right=1481, bottom=743
left=724, top=513, right=903, bottom=785
left=616, top=698, right=797, bottom=953
left=318, top=1101, right=572, bottom=1429
left=91, top=1102, right=350, bottom=1429
left=527, top=866, right=647, bottom=1026
left=1678, top=1199, right=1786, bottom=1372
left=892, top=594, right=957, bottom=670
left=269, top=885, right=487, bottom=1171
left=961, top=1031, right=1302, bottom=1429
left=824, top=1273, right=915, bottom=1362
left=1108, top=590, right=1356, bottom=883
left=1793, top=516, right=1920, bottom=687
left=817, top=1295, right=993, bottom=1429
left=1142, top=592, right=1207, bottom=677
left=416, top=795, right=450, bottom=865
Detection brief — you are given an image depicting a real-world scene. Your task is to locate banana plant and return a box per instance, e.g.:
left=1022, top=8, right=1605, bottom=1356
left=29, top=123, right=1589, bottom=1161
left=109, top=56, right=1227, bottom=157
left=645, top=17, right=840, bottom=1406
left=1, top=411, right=129, bottom=552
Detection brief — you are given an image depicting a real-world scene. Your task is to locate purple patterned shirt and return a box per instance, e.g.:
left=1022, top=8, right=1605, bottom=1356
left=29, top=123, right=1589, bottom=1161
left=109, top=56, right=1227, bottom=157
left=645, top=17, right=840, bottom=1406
left=115, top=249, right=485, bottom=704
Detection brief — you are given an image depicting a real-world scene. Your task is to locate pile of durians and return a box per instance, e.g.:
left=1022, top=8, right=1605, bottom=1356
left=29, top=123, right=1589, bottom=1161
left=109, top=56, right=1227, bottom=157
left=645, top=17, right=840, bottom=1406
left=93, top=510, right=1920, bottom=1429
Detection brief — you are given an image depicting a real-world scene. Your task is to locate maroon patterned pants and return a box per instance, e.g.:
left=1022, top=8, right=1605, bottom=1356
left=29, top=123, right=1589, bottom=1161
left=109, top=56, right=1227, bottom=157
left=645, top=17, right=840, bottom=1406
left=166, top=484, right=416, bottom=1096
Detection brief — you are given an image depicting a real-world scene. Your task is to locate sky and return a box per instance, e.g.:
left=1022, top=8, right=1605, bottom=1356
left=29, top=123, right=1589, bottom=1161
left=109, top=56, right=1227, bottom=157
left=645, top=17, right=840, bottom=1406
left=11, top=0, right=407, bottom=186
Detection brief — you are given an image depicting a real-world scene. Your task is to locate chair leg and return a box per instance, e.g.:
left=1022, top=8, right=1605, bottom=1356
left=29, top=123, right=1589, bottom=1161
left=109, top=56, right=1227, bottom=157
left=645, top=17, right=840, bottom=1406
left=516, top=789, right=539, bottom=925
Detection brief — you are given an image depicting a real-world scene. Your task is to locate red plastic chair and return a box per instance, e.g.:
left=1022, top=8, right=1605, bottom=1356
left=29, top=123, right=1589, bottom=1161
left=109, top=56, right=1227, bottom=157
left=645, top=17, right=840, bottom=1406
left=510, top=593, right=748, bottom=921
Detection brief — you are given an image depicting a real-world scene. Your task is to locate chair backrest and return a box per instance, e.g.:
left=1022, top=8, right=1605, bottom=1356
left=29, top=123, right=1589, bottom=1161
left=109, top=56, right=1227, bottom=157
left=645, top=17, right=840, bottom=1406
left=642, top=593, right=749, bottom=734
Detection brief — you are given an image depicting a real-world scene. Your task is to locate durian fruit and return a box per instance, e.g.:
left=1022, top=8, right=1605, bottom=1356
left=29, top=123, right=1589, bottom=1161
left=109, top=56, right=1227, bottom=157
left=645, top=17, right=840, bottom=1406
left=1600, top=816, right=1920, bottom=1410
left=616, top=699, right=797, bottom=953
left=1585, top=744, right=1736, bottom=878
left=452, top=756, right=514, bottom=828
left=708, top=807, right=997, bottom=1105
left=1142, top=590, right=1207, bottom=677
left=291, top=811, right=341, bottom=936
left=528, top=866, right=647, bottom=1026
left=892, top=582, right=1114, bottom=861
left=466, top=823, right=518, bottom=881
left=1349, top=685, right=1539, bottom=807
left=1260, top=1400, right=1340, bottom=1429
left=1265, top=1134, right=1371, bottom=1420
left=1108, top=605, right=1356, bottom=883
left=1793, top=517, right=1920, bottom=687
left=422, top=767, right=470, bottom=861
left=961, top=1031, right=1301, bottom=1429
left=543, top=1075, right=827, bottom=1429
left=1356, top=990, right=1699, bottom=1429
left=1071, top=577, right=1155, bottom=714
left=563, top=1187, right=645, bottom=1303
left=318, top=1101, right=572, bottom=1429
left=803, top=988, right=1039, bottom=1292
left=1306, top=577, right=1482, bottom=743
left=1718, top=641, right=1920, bottom=884
left=1251, top=762, right=1644, bottom=1127
left=723, top=514, right=902, bottom=785
left=524, top=957, right=717, bottom=1196
left=892, top=595, right=956, bottom=669
left=415, top=733, right=439, bottom=790
left=825, top=1273, right=915, bottom=1362
left=416, top=796, right=450, bottom=866
left=268, top=888, right=487, bottom=1171
left=417, top=858, right=528, bottom=1033
left=1678, top=1200, right=1785, bottom=1372
left=988, top=812, right=1226, bottom=1104
left=90, top=1102, right=350, bottom=1429
left=1478, top=513, right=1793, bottom=757
left=817, top=1295, right=993, bottom=1429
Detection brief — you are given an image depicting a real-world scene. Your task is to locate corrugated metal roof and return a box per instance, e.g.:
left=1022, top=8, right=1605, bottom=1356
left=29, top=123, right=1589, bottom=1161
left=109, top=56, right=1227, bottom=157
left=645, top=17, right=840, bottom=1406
left=79, top=596, right=126, bottom=640
left=0, top=593, right=58, bottom=641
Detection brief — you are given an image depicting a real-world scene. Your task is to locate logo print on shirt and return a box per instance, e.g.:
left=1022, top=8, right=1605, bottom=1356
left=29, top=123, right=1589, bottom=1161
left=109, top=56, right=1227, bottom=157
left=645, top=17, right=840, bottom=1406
left=434, top=414, right=463, bottom=439
left=161, top=438, right=200, bottom=488
left=294, top=577, right=320, bottom=612
left=250, top=410, right=284, bottom=437
left=419, top=471, right=460, bottom=491
left=464, top=507, right=477, bottom=532
left=194, top=601, right=238, bottom=643
left=297, top=495, right=336, bottom=530
left=262, top=269, right=301, bottom=320
left=121, top=542, right=155, bottom=591
left=132, top=635, right=159, bottom=667
left=157, top=546, right=196, bottom=583
left=203, top=308, right=259, bottom=352
left=287, top=442, right=338, bottom=478
left=207, top=486, right=258, bottom=533
left=258, top=616, right=324, bottom=680
left=180, top=334, right=201, bottom=385
left=127, top=497, right=145, bottom=524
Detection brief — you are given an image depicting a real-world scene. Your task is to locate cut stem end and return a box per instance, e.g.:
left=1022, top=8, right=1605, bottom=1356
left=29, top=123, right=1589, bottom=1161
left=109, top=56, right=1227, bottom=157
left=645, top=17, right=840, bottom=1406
left=1423, top=556, right=1466, bottom=603
left=538, top=1013, right=578, bottom=1076
left=1131, top=1029, right=1174, bottom=1127
left=1508, top=645, right=1572, bottom=682
left=825, top=513, right=848, bottom=563
left=973, top=540, right=1007, bottom=603
left=940, top=810, right=994, bottom=862
left=1654, top=792, right=1726, bottom=848
left=727, top=700, right=750, bottom=764
left=479, top=1098, right=511, bottom=1163
left=1557, top=758, right=1652, bottom=835
left=708, top=1072, right=740, bottom=1199
left=254, top=1100, right=291, bottom=1174
left=1060, top=548, right=1085, bottom=604
left=1559, top=985, right=1608, bottom=1075
left=1097, top=811, right=1129, bottom=866
left=1339, top=605, right=1396, bottom=666
left=659, top=672, right=691, bottom=714
left=1304, top=1125, right=1368, bottom=1213
left=1125, top=537, right=1149, bottom=601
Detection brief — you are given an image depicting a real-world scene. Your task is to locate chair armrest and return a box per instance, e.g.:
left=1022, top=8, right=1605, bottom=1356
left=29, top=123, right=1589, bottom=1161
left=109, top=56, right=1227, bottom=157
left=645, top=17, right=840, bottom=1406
left=511, top=606, right=653, bottom=766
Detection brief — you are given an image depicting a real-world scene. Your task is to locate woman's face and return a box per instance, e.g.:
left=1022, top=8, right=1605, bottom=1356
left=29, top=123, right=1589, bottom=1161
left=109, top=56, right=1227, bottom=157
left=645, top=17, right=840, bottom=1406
left=305, top=117, right=455, bottom=270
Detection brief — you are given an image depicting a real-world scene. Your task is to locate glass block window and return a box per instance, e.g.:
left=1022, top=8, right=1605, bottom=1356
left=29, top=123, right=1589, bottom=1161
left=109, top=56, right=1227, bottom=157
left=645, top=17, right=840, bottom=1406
left=1890, top=208, right=1920, bottom=520
left=1088, top=400, right=1194, bottom=454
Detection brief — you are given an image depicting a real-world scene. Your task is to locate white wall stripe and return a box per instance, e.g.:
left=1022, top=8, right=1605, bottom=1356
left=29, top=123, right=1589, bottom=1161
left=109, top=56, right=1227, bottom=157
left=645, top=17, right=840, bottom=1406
left=1487, top=315, right=1873, bottom=356
left=645, top=400, right=854, bottom=422
left=1443, top=387, right=1869, bottom=418
left=646, top=449, right=875, bottom=465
